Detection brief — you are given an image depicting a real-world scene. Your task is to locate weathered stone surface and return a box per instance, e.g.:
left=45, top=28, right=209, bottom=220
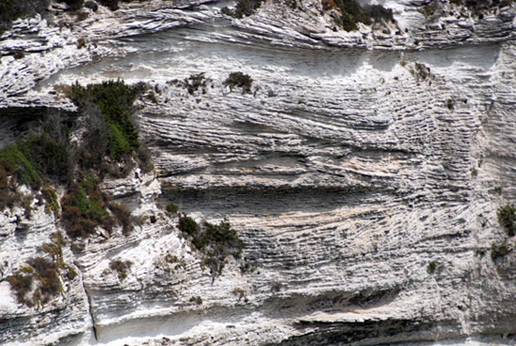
left=1, top=0, right=516, bottom=345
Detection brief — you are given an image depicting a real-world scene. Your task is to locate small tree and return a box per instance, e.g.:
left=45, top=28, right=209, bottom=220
left=497, top=203, right=516, bottom=236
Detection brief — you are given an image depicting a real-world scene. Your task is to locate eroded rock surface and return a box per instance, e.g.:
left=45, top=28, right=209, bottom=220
left=1, top=0, right=516, bottom=345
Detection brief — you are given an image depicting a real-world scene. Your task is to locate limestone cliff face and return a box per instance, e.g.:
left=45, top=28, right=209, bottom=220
left=1, top=1, right=516, bottom=345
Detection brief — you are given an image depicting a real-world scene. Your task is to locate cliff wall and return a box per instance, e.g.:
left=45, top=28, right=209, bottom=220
left=1, top=0, right=516, bottom=345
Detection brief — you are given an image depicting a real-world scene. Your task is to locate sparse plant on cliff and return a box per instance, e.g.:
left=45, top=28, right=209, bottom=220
left=497, top=203, right=516, bottom=236
left=69, top=80, right=145, bottom=163
left=42, top=184, right=60, bottom=218
left=178, top=215, right=245, bottom=278
left=0, top=114, right=71, bottom=214
left=410, top=62, right=434, bottom=82
left=61, top=171, right=111, bottom=238
left=189, top=296, right=203, bottom=305
left=427, top=261, right=437, bottom=274
left=7, top=232, right=77, bottom=308
left=322, top=0, right=394, bottom=31
left=110, top=259, right=133, bottom=281
left=184, top=73, right=208, bottom=95
left=224, top=72, right=253, bottom=92
left=178, top=214, right=199, bottom=236
left=166, top=203, right=179, bottom=214
left=491, top=243, right=510, bottom=260
left=57, top=79, right=152, bottom=239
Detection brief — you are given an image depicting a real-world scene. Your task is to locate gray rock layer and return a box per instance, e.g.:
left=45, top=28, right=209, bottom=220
left=1, top=0, right=516, bottom=345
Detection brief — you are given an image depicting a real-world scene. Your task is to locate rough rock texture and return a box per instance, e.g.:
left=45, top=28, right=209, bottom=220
left=1, top=0, right=516, bottom=345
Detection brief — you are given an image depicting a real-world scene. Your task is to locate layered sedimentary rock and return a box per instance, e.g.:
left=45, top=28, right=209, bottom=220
left=1, top=0, right=516, bottom=345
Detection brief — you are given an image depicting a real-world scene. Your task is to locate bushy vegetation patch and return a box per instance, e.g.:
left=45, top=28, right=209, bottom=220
left=110, top=259, right=133, bottom=281
left=8, top=232, right=76, bottom=308
left=0, top=120, right=70, bottom=214
left=42, top=184, right=60, bottom=218
left=178, top=215, right=245, bottom=277
left=69, top=80, right=145, bottom=162
left=189, top=296, right=203, bottom=305
left=56, top=80, right=151, bottom=239
left=497, top=203, right=516, bottom=237
left=61, top=171, right=117, bottom=238
left=178, top=214, right=198, bottom=236
left=0, top=144, right=41, bottom=188
left=224, top=72, right=253, bottom=93
left=184, top=73, right=208, bottom=96
left=221, top=0, right=264, bottom=18
left=491, top=243, right=510, bottom=260
left=322, top=0, right=394, bottom=31
left=16, top=134, right=71, bottom=181
left=166, top=203, right=179, bottom=214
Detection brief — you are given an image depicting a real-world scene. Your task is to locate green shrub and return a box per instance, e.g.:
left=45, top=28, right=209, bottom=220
left=0, top=144, right=41, bottom=187
left=61, top=171, right=111, bottom=238
left=179, top=214, right=198, bottom=236
left=323, top=0, right=395, bottom=31
left=42, top=232, right=66, bottom=265
left=0, top=111, right=73, bottom=213
left=180, top=216, right=245, bottom=277
left=57, top=80, right=147, bottom=239
left=497, top=203, right=516, bottom=236
left=27, top=257, right=62, bottom=302
left=0, top=156, right=18, bottom=211
left=166, top=203, right=179, bottom=214
left=184, top=73, right=207, bottom=95
left=16, top=134, right=70, bottom=181
left=224, top=72, right=253, bottom=92
left=427, top=261, right=437, bottom=274
left=69, top=80, right=145, bottom=162
left=61, top=177, right=130, bottom=239
left=189, top=296, right=203, bottom=305
left=110, top=259, right=132, bottom=281
left=491, top=243, right=510, bottom=260
left=474, top=248, right=486, bottom=257
left=42, top=185, right=60, bottom=218
left=136, top=145, right=154, bottom=173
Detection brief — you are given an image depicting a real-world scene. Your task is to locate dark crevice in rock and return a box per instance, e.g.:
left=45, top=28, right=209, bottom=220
left=272, top=319, right=455, bottom=346
left=80, top=273, right=98, bottom=342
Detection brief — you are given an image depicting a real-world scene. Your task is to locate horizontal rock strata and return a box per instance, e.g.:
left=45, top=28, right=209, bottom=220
left=1, top=0, right=516, bottom=345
